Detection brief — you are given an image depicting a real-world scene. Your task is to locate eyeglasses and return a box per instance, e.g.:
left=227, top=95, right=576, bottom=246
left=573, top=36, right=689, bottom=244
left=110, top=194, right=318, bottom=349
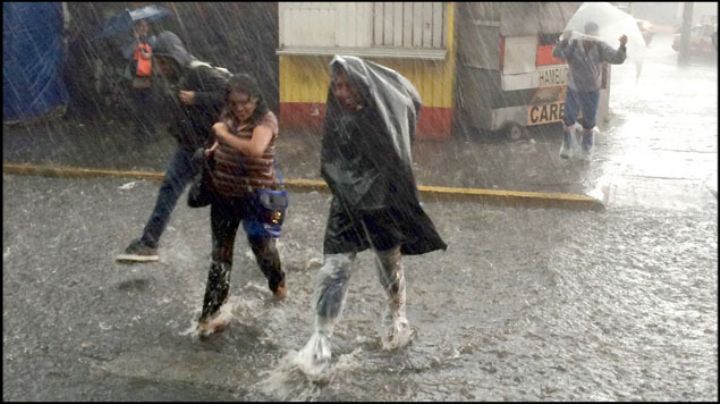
left=228, top=96, right=256, bottom=107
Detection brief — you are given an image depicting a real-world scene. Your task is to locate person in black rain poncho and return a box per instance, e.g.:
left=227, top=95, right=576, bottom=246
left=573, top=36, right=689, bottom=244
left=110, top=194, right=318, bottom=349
left=298, top=55, right=447, bottom=374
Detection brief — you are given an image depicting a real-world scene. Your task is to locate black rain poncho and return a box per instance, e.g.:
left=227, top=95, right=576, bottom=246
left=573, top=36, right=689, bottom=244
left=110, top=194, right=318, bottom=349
left=321, top=55, right=447, bottom=256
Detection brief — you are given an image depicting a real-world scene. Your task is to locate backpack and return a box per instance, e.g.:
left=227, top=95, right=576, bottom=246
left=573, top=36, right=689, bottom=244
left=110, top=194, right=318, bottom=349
left=131, top=42, right=153, bottom=77
left=188, top=60, right=233, bottom=81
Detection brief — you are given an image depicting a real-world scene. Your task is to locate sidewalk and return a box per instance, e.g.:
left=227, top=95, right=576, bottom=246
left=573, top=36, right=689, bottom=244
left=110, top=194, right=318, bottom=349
left=2, top=115, right=604, bottom=210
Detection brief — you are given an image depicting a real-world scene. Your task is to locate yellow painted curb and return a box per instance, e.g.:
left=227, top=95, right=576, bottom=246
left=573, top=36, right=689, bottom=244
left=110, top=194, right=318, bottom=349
left=3, top=162, right=603, bottom=211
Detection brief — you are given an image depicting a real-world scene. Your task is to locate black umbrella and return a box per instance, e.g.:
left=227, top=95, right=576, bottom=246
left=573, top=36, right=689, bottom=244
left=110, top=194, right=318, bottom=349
left=94, top=5, right=172, bottom=39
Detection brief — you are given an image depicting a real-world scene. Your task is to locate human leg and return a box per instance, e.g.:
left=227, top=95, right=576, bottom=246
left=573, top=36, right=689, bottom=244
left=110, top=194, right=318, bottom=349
left=560, top=89, right=580, bottom=159
left=247, top=234, right=286, bottom=298
left=140, top=147, right=198, bottom=248
left=299, top=252, right=356, bottom=372
left=117, top=148, right=197, bottom=262
left=374, top=245, right=412, bottom=349
left=197, top=199, right=240, bottom=335
left=578, top=91, right=600, bottom=160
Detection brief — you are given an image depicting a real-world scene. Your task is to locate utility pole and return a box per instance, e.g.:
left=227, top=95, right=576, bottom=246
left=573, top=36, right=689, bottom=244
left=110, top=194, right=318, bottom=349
left=678, top=2, right=694, bottom=65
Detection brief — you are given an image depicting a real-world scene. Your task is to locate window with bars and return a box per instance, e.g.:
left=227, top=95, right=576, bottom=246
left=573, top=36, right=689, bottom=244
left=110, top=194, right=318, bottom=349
left=278, top=2, right=447, bottom=59
left=371, top=2, right=445, bottom=49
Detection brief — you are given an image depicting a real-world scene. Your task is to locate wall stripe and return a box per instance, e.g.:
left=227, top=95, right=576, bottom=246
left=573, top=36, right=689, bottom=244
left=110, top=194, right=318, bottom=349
left=280, top=102, right=452, bottom=140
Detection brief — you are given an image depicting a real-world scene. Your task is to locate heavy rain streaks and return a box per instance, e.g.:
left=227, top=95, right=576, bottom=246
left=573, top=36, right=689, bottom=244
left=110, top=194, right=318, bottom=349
left=3, top=1, right=717, bottom=401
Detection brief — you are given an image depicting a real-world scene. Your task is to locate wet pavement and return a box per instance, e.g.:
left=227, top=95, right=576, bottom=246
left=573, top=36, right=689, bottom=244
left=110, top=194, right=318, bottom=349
left=2, top=34, right=718, bottom=400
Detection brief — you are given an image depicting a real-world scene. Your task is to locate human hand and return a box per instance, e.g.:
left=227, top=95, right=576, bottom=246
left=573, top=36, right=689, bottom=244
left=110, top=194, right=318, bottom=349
left=179, top=90, right=196, bottom=105
left=619, top=34, right=628, bottom=46
left=205, top=141, right=219, bottom=157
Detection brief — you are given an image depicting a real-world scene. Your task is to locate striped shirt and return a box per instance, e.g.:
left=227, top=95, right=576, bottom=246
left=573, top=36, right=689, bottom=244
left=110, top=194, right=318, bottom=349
left=211, top=110, right=280, bottom=197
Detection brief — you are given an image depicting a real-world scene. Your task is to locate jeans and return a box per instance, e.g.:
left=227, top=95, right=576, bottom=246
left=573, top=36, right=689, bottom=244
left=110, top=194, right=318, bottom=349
left=140, top=146, right=198, bottom=248
left=563, top=88, right=600, bottom=129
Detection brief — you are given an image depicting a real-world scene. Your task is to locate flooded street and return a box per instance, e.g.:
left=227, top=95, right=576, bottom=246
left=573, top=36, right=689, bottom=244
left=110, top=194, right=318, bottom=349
left=3, top=23, right=718, bottom=404
left=3, top=172, right=717, bottom=400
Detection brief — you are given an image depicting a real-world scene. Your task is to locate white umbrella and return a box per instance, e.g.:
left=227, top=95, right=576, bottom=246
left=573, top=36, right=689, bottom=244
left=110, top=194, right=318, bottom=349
left=563, top=2, right=646, bottom=80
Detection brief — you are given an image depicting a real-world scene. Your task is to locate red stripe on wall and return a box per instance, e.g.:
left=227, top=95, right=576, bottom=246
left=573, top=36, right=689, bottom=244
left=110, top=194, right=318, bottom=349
left=417, top=107, right=452, bottom=140
left=280, top=102, right=452, bottom=141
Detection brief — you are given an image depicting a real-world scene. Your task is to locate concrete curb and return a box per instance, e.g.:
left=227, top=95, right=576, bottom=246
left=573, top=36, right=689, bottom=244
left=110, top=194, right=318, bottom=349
left=3, top=162, right=604, bottom=211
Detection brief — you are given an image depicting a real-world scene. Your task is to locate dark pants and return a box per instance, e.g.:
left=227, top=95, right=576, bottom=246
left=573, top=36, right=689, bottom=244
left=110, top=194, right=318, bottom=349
left=140, top=146, right=198, bottom=248
left=199, top=194, right=285, bottom=321
left=563, top=88, right=600, bottom=129
left=131, top=87, right=156, bottom=137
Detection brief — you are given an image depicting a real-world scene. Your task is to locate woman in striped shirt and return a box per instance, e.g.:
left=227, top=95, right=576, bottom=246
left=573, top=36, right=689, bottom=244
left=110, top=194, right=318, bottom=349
left=196, top=74, right=287, bottom=337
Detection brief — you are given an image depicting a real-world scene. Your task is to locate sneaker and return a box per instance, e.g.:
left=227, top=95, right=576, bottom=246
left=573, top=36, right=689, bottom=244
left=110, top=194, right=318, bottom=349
left=115, top=238, right=159, bottom=262
left=559, top=131, right=573, bottom=159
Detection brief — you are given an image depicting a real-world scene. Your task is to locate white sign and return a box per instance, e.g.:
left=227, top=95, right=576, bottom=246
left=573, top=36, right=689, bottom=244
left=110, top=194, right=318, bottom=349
left=538, top=66, right=568, bottom=87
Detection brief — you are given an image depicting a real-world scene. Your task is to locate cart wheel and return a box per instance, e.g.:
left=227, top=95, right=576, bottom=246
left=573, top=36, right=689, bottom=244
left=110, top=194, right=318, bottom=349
left=503, top=122, right=526, bottom=141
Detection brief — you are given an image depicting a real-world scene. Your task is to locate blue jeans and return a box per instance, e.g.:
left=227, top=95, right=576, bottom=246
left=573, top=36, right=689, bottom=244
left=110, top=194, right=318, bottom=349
left=140, top=147, right=199, bottom=248
left=563, top=89, right=600, bottom=129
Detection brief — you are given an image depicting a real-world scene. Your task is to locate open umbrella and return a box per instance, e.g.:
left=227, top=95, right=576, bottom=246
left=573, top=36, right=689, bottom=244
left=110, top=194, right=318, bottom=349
left=94, top=5, right=172, bottom=39
left=563, top=2, right=646, bottom=80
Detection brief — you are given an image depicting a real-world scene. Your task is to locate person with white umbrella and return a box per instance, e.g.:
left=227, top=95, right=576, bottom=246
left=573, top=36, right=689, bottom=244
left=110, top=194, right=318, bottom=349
left=553, top=21, right=628, bottom=161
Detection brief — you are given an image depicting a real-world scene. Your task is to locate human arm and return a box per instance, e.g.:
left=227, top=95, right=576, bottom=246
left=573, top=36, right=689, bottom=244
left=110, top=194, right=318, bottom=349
left=205, top=140, right=219, bottom=157
left=136, top=43, right=152, bottom=60
left=184, top=68, right=228, bottom=107
left=212, top=122, right=274, bottom=158
left=552, top=30, right=573, bottom=59
left=601, top=35, right=628, bottom=64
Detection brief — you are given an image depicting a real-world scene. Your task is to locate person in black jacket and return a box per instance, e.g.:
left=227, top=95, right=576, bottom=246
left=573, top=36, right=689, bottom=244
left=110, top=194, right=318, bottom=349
left=297, top=55, right=447, bottom=376
left=116, top=32, right=231, bottom=262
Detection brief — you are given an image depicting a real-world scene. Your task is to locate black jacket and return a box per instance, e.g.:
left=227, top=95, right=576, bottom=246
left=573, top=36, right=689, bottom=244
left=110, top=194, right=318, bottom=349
left=153, top=32, right=229, bottom=151
left=169, top=65, right=229, bottom=151
left=321, top=55, right=447, bottom=256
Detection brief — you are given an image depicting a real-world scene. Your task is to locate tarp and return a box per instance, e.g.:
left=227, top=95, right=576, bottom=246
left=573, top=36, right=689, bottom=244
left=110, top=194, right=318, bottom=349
left=3, top=2, right=69, bottom=123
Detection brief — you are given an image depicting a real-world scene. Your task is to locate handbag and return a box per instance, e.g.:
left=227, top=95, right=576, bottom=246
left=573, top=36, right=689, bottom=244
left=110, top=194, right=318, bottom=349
left=187, top=147, right=216, bottom=208
left=254, top=163, right=289, bottom=237
left=255, top=188, right=289, bottom=238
